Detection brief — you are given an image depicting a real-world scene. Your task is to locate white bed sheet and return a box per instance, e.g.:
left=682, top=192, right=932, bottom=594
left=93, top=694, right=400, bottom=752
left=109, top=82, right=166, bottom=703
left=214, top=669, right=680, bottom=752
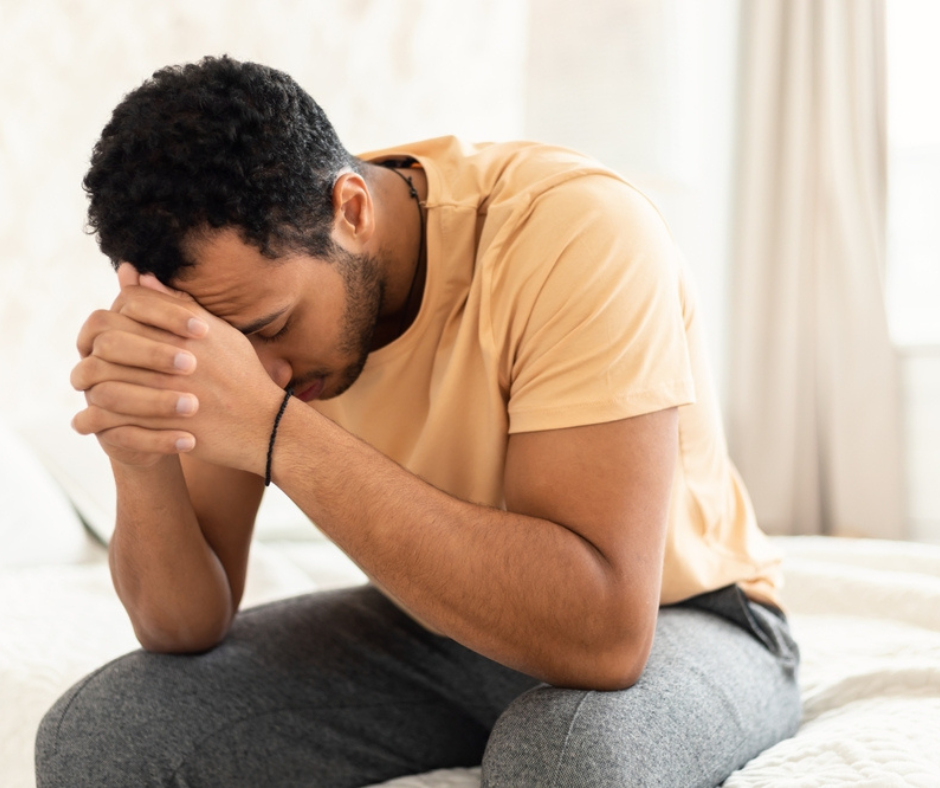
left=3, top=536, right=940, bottom=788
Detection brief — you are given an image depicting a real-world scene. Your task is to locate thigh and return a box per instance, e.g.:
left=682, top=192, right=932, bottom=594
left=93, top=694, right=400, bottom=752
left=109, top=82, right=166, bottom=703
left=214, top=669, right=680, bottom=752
left=481, top=601, right=802, bottom=788
left=36, top=585, right=537, bottom=788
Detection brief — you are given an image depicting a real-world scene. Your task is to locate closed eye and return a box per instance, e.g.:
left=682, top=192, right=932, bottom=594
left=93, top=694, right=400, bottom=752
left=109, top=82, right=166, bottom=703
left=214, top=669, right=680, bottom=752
left=256, top=315, right=292, bottom=343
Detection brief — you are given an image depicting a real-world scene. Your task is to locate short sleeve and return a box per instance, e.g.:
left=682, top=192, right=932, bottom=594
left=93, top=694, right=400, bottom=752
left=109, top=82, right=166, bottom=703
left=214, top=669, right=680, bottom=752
left=486, top=173, right=696, bottom=434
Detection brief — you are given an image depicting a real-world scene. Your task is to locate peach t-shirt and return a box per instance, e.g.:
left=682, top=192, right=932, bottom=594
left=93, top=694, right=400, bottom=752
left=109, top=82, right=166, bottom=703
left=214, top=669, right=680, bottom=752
left=314, top=137, right=782, bottom=608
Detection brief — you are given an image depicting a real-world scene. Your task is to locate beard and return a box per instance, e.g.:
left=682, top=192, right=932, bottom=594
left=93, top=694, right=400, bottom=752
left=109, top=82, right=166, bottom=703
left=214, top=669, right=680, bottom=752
left=332, top=247, right=384, bottom=396
left=291, top=246, right=384, bottom=400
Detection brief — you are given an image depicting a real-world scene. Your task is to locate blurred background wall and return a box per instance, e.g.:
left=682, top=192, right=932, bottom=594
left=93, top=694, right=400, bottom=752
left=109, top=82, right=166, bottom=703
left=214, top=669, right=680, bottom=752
left=0, top=0, right=937, bottom=542
left=0, top=0, right=529, bottom=427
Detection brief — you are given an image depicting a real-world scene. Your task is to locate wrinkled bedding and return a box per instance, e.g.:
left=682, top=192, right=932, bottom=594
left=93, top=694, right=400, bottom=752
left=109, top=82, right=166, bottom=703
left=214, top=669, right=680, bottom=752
left=3, top=536, right=939, bottom=788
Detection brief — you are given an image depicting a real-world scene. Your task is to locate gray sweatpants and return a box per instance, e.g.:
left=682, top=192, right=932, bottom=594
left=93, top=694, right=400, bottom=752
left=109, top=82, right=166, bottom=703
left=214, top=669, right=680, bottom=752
left=35, top=584, right=800, bottom=787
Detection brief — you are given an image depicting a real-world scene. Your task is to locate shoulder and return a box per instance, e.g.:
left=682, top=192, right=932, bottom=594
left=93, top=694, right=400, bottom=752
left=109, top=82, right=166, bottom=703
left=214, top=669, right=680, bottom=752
left=361, top=137, right=645, bottom=214
left=484, top=169, right=681, bottom=311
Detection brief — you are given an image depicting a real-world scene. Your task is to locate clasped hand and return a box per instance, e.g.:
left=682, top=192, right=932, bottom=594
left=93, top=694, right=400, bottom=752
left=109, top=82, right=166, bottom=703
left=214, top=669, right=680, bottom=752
left=71, top=264, right=283, bottom=473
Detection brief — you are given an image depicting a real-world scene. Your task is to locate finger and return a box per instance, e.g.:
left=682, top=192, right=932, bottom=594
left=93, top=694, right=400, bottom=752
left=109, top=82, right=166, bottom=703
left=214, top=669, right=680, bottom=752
left=71, top=355, right=186, bottom=393
left=117, top=262, right=141, bottom=290
left=139, top=272, right=181, bottom=297
left=73, top=403, right=135, bottom=435
left=117, top=287, right=209, bottom=339
left=77, top=309, right=191, bottom=359
left=84, top=380, right=199, bottom=419
left=78, top=309, right=118, bottom=358
left=72, top=403, right=190, bottom=437
left=97, top=425, right=196, bottom=456
left=87, top=330, right=197, bottom=376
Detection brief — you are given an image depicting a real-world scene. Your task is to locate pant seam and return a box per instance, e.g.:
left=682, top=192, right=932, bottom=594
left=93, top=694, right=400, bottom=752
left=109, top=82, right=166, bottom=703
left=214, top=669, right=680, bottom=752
left=45, top=659, right=123, bottom=758
left=547, top=691, right=592, bottom=787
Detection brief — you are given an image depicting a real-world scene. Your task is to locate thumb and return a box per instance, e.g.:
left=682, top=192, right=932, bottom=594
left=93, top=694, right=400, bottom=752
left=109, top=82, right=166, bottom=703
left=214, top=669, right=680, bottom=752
left=116, top=262, right=140, bottom=290
left=139, top=272, right=189, bottom=300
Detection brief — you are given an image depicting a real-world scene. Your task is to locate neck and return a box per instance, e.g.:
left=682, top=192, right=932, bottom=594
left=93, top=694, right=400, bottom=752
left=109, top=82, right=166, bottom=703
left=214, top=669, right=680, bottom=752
left=367, top=162, right=428, bottom=349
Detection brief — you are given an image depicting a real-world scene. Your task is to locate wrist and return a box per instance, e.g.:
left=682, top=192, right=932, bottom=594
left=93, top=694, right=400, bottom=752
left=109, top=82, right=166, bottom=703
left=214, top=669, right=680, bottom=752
left=265, top=395, right=324, bottom=490
left=110, top=452, right=180, bottom=478
left=264, top=387, right=294, bottom=486
left=230, top=385, right=295, bottom=479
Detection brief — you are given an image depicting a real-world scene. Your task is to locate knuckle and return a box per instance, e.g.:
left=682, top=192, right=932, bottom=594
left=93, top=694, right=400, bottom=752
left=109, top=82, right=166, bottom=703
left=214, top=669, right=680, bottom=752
left=77, top=310, right=110, bottom=355
left=100, top=426, right=147, bottom=456
left=86, top=406, right=107, bottom=433
left=116, top=300, right=138, bottom=321
left=88, top=309, right=112, bottom=331
left=105, top=426, right=137, bottom=450
left=72, top=356, right=103, bottom=390
left=71, top=409, right=94, bottom=435
left=87, top=382, right=118, bottom=410
left=91, top=330, right=115, bottom=357
left=69, top=363, right=86, bottom=391
left=107, top=426, right=177, bottom=457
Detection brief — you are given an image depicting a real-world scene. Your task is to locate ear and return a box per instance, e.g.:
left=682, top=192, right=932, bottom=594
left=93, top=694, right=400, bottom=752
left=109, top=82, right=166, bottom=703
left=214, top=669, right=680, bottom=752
left=331, top=171, right=375, bottom=251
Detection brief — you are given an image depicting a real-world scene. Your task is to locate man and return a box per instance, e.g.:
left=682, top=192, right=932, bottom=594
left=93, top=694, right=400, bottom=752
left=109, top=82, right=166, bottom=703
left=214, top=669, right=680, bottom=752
left=36, top=56, right=799, bottom=787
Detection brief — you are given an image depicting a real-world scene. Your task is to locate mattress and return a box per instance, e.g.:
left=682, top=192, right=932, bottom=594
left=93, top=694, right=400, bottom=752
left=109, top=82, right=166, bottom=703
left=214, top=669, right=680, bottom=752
left=3, top=536, right=940, bottom=788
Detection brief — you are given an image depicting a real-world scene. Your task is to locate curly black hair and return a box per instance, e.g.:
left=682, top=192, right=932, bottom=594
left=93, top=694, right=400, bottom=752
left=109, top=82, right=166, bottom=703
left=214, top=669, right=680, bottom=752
left=84, top=55, right=359, bottom=283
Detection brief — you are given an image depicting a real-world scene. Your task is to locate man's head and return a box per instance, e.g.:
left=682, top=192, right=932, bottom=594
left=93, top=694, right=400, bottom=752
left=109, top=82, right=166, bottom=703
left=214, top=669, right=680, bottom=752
left=84, top=55, right=358, bottom=283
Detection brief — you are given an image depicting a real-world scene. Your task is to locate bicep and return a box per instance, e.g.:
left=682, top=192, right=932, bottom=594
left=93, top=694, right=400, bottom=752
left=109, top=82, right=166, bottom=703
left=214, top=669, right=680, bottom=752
left=180, top=454, right=265, bottom=608
left=504, top=408, right=678, bottom=613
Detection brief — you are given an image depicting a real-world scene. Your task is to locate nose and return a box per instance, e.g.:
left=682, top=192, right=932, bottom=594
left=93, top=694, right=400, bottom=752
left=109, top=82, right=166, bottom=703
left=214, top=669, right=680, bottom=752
left=252, top=343, right=293, bottom=390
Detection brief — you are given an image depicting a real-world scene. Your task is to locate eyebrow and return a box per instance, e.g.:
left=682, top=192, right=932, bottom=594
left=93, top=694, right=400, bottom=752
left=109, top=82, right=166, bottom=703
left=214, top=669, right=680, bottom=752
left=230, top=306, right=290, bottom=336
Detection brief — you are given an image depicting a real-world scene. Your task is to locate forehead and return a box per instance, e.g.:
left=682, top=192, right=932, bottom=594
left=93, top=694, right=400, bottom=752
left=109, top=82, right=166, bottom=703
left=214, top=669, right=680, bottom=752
left=173, top=228, right=300, bottom=323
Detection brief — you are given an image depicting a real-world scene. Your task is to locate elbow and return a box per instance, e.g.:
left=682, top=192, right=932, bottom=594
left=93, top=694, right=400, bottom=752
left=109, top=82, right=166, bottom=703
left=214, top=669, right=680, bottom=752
left=581, top=646, right=649, bottom=691
left=110, top=556, right=235, bottom=653
left=123, top=588, right=234, bottom=654
left=545, top=640, right=651, bottom=691
left=539, top=605, right=658, bottom=691
left=133, top=614, right=231, bottom=654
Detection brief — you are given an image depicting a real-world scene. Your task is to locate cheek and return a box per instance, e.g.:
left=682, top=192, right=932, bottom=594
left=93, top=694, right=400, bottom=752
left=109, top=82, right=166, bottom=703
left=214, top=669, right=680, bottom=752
left=304, top=309, right=348, bottom=352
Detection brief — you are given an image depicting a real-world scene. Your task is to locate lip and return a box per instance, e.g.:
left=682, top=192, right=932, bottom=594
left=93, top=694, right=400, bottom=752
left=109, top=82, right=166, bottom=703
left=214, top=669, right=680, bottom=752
left=294, top=378, right=325, bottom=402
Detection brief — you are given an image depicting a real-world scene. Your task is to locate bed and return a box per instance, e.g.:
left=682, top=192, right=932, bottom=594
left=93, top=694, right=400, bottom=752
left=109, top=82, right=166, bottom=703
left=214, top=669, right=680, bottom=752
left=3, top=419, right=940, bottom=787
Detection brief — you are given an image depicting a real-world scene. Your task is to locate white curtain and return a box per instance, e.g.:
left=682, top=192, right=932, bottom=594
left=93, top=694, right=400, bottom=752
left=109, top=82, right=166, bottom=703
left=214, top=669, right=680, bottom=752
left=729, top=0, right=904, bottom=538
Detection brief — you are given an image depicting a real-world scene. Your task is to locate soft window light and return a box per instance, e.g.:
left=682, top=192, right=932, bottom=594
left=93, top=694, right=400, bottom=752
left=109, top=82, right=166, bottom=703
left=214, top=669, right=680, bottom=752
left=886, top=0, right=940, bottom=347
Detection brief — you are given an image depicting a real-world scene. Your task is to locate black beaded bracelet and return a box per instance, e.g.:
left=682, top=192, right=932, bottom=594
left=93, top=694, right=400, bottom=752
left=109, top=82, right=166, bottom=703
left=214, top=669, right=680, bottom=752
left=264, top=387, right=293, bottom=487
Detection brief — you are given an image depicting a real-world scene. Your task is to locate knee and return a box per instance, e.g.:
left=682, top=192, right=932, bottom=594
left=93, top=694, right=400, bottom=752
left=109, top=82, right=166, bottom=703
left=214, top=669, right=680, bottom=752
left=482, top=686, right=675, bottom=788
left=482, top=686, right=600, bottom=788
left=482, top=670, right=801, bottom=788
left=35, top=670, right=112, bottom=788
left=34, top=691, right=64, bottom=786
left=35, top=655, right=172, bottom=788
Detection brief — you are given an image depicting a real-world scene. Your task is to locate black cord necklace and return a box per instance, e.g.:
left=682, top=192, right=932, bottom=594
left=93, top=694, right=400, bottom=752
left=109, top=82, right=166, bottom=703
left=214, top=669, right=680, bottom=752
left=383, top=165, right=425, bottom=336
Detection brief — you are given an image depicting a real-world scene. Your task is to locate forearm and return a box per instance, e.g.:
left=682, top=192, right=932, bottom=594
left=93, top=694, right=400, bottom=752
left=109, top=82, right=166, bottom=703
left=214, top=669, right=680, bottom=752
left=109, top=456, right=235, bottom=652
left=70, top=275, right=268, bottom=652
left=69, top=271, right=665, bottom=681
left=271, top=403, right=659, bottom=689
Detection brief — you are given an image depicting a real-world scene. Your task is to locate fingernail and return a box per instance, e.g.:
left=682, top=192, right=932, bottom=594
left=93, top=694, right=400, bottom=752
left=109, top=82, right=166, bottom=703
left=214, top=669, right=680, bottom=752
left=176, top=395, right=197, bottom=414
left=173, top=352, right=196, bottom=372
left=176, top=436, right=195, bottom=452
left=187, top=317, right=208, bottom=337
